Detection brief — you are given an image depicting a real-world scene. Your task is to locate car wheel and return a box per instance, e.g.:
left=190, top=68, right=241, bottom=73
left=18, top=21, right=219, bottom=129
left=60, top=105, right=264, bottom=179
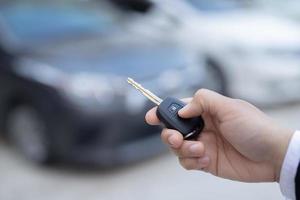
left=204, top=59, right=228, bottom=95
left=6, top=105, right=53, bottom=164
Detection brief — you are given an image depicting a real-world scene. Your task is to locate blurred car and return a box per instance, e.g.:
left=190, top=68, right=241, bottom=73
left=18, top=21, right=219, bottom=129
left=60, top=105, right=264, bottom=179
left=0, top=0, right=207, bottom=166
left=150, top=0, right=300, bottom=105
left=255, top=0, right=300, bottom=21
left=107, top=0, right=223, bottom=93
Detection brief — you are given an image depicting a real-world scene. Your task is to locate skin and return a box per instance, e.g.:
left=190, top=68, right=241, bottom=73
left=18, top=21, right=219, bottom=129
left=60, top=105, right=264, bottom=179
left=145, top=89, right=294, bottom=182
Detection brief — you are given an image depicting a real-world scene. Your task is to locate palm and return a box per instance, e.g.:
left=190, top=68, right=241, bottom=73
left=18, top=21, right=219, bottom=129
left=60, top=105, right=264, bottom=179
left=200, top=113, right=277, bottom=182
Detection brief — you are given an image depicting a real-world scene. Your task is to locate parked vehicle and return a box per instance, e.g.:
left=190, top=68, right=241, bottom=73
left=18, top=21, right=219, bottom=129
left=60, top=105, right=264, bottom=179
left=150, top=0, right=300, bottom=105
left=0, top=0, right=207, bottom=166
left=255, top=0, right=300, bottom=21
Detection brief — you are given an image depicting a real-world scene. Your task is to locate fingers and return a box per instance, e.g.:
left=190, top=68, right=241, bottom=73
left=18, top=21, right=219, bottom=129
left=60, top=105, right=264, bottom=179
left=161, top=129, right=205, bottom=157
left=145, top=106, right=160, bottom=125
left=161, top=128, right=211, bottom=171
left=161, top=129, right=184, bottom=149
left=176, top=140, right=205, bottom=158
left=179, top=156, right=210, bottom=170
left=178, top=89, right=231, bottom=119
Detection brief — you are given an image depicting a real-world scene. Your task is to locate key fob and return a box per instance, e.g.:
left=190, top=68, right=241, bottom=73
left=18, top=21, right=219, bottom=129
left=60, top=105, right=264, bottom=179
left=156, top=97, right=204, bottom=140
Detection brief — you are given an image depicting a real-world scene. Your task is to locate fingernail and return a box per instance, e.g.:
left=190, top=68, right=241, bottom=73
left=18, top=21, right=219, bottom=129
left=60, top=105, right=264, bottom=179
left=189, top=144, right=202, bottom=154
left=198, top=156, right=210, bottom=166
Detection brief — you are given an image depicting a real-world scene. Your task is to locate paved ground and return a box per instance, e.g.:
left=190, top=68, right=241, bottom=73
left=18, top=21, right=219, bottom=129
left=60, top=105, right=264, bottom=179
left=2, top=103, right=300, bottom=200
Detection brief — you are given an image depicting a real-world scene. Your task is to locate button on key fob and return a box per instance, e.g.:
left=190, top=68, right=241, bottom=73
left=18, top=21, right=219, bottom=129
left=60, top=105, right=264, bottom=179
left=157, top=97, right=204, bottom=139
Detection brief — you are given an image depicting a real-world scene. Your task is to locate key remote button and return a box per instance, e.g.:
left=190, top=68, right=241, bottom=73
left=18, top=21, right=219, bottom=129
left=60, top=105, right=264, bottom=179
left=168, top=103, right=181, bottom=114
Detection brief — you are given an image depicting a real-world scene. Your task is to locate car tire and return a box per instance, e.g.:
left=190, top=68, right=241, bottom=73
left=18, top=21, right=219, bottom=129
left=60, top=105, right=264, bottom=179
left=6, top=105, right=53, bottom=164
left=204, top=58, right=228, bottom=95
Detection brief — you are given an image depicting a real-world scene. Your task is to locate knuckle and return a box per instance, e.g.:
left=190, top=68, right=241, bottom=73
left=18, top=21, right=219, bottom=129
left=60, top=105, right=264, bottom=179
left=184, top=142, right=204, bottom=156
left=193, top=89, right=209, bottom=108
left=233, top=98, right=251, bottom=107
left=198, top=144, right=205, bottom=156
left=194, top=89, right=208, bottom=99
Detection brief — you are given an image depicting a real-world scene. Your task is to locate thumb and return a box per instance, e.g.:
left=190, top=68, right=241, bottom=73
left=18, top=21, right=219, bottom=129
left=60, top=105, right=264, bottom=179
left=178, top=89, right=232, bottom=118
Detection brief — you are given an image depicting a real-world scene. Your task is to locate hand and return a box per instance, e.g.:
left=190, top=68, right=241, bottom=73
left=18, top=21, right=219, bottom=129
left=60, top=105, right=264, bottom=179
left=145, top=89, right=293, bottom=182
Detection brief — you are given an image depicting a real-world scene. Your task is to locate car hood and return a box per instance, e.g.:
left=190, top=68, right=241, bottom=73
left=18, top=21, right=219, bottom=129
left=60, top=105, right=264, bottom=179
left=28, top=41, right=188, bottom=80
left=186, top=11, right=300, bottom=48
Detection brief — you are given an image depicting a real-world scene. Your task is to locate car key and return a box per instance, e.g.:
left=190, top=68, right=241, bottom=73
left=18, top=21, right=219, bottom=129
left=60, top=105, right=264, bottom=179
left=127, top=78, right=204, bottom=140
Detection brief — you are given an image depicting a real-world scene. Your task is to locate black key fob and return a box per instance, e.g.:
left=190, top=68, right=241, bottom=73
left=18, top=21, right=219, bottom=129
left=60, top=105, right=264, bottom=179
left=156, top=97, right=204, bottom=140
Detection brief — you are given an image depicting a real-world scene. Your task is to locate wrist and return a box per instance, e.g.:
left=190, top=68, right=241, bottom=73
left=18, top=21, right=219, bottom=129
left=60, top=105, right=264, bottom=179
left=272, top=128, right=294, bottom=182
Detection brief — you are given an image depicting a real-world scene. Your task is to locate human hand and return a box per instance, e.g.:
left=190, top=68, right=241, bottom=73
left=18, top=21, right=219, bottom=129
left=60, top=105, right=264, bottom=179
left=145, top=89, right=293, bottom=182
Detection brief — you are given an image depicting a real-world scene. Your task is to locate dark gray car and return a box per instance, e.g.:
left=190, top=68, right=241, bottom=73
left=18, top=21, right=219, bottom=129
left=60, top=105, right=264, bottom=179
left=0, top=0, right=206, bottom=166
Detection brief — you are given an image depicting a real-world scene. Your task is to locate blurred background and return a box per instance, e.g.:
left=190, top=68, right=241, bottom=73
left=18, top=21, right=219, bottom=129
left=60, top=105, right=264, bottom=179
left=0, top=0, right=300, bottom=199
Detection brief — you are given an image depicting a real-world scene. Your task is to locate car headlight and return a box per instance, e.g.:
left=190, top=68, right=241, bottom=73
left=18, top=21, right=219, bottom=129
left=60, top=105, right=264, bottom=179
left=15, top=59, right=144, bottom=111
left=62, top=73, right=120, bottom=107
left=13, top=58, right=66, bottom=87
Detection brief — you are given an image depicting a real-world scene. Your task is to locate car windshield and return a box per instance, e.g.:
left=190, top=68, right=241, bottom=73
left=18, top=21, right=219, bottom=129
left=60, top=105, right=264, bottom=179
left=185, top=0, right=250, bottom=12
left=0, top=0, right=118, bottom=44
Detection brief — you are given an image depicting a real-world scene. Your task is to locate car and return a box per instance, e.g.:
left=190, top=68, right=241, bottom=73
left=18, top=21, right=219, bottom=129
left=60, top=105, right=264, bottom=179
left=149, top=0, right=300, bottom=105
left=0, top=0, right=207, bottom=166
left=255, top=0, right=300, bottom=22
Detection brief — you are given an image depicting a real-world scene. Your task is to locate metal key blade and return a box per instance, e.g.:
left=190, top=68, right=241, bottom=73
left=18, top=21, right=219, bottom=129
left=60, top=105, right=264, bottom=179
left=127, top=77, right=162, bottom=105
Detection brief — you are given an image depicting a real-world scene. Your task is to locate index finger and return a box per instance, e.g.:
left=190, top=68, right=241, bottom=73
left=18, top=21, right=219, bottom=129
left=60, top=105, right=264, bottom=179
left=145, top=106, right=160, bottom=125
